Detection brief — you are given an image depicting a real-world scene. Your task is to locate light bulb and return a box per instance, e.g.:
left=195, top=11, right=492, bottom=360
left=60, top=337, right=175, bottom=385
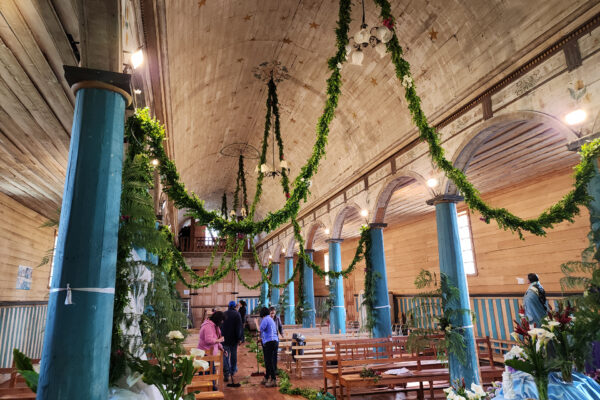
left=151, top=159, right=159, bottom=166
left=324, top=228, right=330, bottom=235
left=281, top=248, right=286, bottom=254
left=131, top=49, right=144, bottom=69
left=269, top=255, right=273, bottom=259
left=427, top=178, right=438, bottom=188
left=351, top=49, right=364, bottom=65
left=360, top=209, right=368, bottom=217
left=565, top=109, right=587, bottom=126
left=376, top=26, right=393, bottom=43
left=134, top=89, right=142, bottom=95
left=375, top=42, right=387, bottom=58
left=354, top=28, right=370, bottom=44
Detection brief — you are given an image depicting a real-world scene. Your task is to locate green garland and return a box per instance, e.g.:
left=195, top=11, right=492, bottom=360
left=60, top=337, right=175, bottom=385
left=220, top=193, right=227, bottom=218
left=278, top=370, right=335, bottom=400
left=233, top=155, right=248, bottom=215
left=360, top=226, right=378, bottom=334
left=372, top=0, right=600, bottom=238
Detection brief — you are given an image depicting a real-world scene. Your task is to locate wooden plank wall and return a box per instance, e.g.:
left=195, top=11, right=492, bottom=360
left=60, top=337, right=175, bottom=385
left=0, top=192, right=54, bottom=301
left=340, top=168, right=590, bottom=297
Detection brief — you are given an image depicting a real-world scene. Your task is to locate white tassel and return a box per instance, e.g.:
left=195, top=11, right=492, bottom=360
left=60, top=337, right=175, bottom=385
left=65, top=283, right=73, bottom=305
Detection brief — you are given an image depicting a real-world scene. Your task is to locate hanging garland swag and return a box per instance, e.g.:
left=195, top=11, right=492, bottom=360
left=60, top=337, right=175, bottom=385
left=126, top=0, right=600, bottom=295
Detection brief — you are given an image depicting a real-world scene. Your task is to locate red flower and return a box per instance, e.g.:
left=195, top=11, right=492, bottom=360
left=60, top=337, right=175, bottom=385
left=285, top=192, right=290, bottom=199
left=382, top=18, right=394, bottom=30
left=514, top=318, right=531, bottom=337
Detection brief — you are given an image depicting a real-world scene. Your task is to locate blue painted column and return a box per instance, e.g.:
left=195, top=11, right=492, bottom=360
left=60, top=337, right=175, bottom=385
left=270, top=262, right=280, bottom=307
left=368, top=224, right=392, bottom=338
left=303, top=250, right=316, bottom=328
left=38, top=67, right=131, bottom=399
left=327, top=239, right=346, bottom=334
left=260, top=265, right=269, bottom=308
left=284, top=256, right=295, bottom=325
left=429, top=195, right=480, bottom=387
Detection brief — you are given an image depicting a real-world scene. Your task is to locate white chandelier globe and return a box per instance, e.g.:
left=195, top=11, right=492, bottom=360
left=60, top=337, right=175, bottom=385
left=345, top=44, right=352, bottom=56
left=260, top=163, right=271, bottom=173
left=280, top=160, right=289, bottom=170
left=254, top=164, right=260, bottom=173
left=351, top=49, right=364, bottom=65
left=354, top=28, right=370, bottom=44
left=375, top=42, right=387, bottom=58
left=376, top=26, right=393, bottom=43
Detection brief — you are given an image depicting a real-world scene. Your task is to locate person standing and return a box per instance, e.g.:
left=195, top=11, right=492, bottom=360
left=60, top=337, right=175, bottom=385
left=222, top=301, right=243, bottom=382
left=198, top=311, right=226, bottom=355
left=523, top=273, right=548, bottom=327
left=238, top=300, right=247, bottom=329
left=269, top=306, right=284, bottom=339
left=260, top=307, right=279, bottom=387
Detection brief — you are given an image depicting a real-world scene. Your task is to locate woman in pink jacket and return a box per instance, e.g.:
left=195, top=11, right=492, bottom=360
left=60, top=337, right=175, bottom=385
left=198, top=311, right=226, bottom=355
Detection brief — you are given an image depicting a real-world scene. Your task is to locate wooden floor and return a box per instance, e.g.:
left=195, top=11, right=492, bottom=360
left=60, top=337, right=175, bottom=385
left=223, top=343, right=440, bottom=400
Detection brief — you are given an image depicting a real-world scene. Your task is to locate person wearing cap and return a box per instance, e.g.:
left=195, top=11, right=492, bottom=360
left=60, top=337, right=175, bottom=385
left=221, top=300, right=243, bottom=382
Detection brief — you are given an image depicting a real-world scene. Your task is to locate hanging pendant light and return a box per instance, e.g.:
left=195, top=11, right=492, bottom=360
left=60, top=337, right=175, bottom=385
left=375, top=26, right=393, bottom=43
left=351, top=48, right=364, bottom=65
left=375, top=42, right=387, bottom=58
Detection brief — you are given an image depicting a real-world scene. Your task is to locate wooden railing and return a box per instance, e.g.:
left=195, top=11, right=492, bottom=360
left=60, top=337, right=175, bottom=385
left=179, top=236, right=251, bottom=253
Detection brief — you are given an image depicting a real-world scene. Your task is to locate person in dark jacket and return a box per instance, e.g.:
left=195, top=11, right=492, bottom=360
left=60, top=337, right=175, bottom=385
left=238, top=300, right=247, bottom=326
left=221, top=301, right=243, bottom=382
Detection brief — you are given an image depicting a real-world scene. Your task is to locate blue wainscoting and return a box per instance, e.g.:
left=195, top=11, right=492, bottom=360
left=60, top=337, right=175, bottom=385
left=395, top=294, right=564, bottom=343
left=237, top=296, right=260, bottom=314
left=0, top=303, right=47, bottom=367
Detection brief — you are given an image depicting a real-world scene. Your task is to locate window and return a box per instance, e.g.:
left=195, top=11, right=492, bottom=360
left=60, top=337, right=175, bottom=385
left=457, top=211, right=477, bottom=275
left=48, top=231, right=58, bottom=287
left=324, top=252, right=330, bottom=286
left=205, top=228, right=219, bottom=245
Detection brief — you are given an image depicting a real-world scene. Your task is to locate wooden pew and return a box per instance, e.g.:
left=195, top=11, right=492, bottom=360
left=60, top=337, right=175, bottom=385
left=476, top=336, right=504, bottom=383
left=0, top=387, right=36, bottom=400
left=185, top=352, right=225, bottom=400
left=329, top=337, right=449, bottom=400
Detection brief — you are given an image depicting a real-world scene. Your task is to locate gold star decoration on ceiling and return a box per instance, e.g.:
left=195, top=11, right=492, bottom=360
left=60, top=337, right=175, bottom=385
left=283, top=38, right=292, bottom=44
left=371, top=77, right=378, bottom=86
left=428, top=27, right=438, bottom=41
left=243, top=14, right=252, bottom=21
left=237, top=58, right=244, bottom=63
left=309, top=22, right=319, bottom=29
left=198, top=0, right=206, bottom=7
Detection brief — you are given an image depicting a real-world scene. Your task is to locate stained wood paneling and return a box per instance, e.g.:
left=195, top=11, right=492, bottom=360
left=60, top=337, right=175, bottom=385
left=0, top=192, right=54, bottom=301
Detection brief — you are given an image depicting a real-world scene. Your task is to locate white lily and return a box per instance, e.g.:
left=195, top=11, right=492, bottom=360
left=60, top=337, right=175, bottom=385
left=193, top=359, right=209, bottom=371
left=190, top=348, right=205, bottom=358
left=470, top=383, right=486, bottom=396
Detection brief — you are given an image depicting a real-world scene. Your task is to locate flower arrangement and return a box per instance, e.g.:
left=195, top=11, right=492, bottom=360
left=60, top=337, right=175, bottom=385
left=130, top=330, right=208, bottom=400
left=505, top=317, right=553, bottom=400
left=543, top=304, right=576, bottom=382
left=443, top=378, right=488, bottom=399
left=359, top=367, right=382, bottom=383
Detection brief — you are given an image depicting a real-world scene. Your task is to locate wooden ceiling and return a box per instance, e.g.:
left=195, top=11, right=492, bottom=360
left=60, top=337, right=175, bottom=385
left=0, top=0, right=595, bottom=226
left=157, top=0, right=595, bottom=223
left=0, top=0, right=78, bottom=219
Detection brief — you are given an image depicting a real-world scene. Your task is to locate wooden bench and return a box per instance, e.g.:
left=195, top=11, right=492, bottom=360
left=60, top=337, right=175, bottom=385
left=329, top=336, right=449, bottom=400
left=476, top=336, right=504, bottom=383
left=0, top=387, right=36, bottom=400
left=185, top=352, right=225, bottom=400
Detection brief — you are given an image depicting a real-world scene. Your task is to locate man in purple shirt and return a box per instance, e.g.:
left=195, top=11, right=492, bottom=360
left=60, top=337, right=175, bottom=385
left=259, top=307, right=279, bottom=387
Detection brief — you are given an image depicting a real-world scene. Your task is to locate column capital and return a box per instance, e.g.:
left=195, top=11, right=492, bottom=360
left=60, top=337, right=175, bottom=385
left=426, top=194, right=464, bottom=206
left=325, top=238, right=344, bottom=243
left=64, top=65, right=132, bottom=106
left=304, top=249, right=315, bottom=254
left=271, top=261, right=280, bottom=265
left=368, top=223, right=388, bottom=229
left=284, top=256, right=294, bottom=260
left=567, top=131, right=600, bottom=152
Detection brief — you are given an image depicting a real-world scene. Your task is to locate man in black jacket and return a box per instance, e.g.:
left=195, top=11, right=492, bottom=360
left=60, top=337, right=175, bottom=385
left=222, top=301, right=243, bottom=382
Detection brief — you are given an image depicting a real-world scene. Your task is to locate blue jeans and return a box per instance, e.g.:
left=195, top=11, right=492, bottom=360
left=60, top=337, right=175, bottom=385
left=223, top=344, right=238, bottom=377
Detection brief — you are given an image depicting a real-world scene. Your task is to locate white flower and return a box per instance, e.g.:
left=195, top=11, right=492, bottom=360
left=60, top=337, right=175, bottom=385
left=510, top=332, right=520, bottom=341
left=444, top=387, right=454, bottom=395
left=167, top=330, right=184, bottom=340
left=571, top=316, right=576, bottom=322
left=470, top=383, right=486, bottom=396
left=527, top=328, right=546, bottom=340
left=401, top=75, right=413, bottom=89
left=190, top=348, right=205, bottom=358
left=336, top=62, right=343, bottom=69
left=504, top=345, right=524, bottom=361
left=544, top=320, right=560, bottom=331
left=193, top=359, right=209, bottom=371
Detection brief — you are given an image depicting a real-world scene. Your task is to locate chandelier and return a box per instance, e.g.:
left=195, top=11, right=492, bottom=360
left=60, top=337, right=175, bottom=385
left=257, top=125, right=290, bottom=178
left=347, top=0, right=393, bottom=65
